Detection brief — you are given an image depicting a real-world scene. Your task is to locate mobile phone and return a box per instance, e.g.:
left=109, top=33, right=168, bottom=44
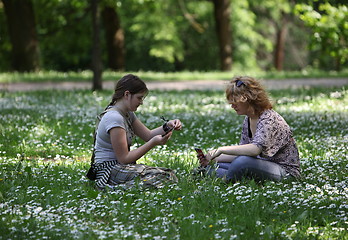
left=162, top=127, right=174, bottom=137
left=194, top=148, right=205, bottom=157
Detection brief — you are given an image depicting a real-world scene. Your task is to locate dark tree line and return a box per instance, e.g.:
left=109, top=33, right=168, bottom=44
left=1, top=0, right=232, bottom=77
left=0, top=0, right=347, bottom=90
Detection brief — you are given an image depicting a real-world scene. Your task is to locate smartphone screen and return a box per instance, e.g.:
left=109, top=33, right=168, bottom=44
left=195, top=148, right=205, bottom=157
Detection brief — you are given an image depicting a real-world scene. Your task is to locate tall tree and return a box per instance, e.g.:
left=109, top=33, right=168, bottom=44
left=91, top=0, right=103, bottom=90
left=2, top=0, right=40, bottom=71
left=274, top=11, right=289, bottom=71
left=102, top=4, right=125, bottom=71
left=249, top=0, right=293, bottom=71
left=211, top=0, right=232, bottom=71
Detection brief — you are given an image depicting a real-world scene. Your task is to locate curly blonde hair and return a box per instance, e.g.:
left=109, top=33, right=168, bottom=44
left=225, top=76, right=272, bottom=116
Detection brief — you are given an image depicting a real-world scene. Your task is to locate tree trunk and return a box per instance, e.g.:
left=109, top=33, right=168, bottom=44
left=274, top=12, right=288, bottom=71
left=2, top=0, right=40, bottom=72
left=212, top=0, right=232, bottom=71
left=91, top=0, right=103, bottom=91
left=335, top=56, right=341, bottom=71
left=274, top=27, right=287, bottom=71
left=274, top=26, right=287, bottom=71
left=102, top=6, right=125, bottom=71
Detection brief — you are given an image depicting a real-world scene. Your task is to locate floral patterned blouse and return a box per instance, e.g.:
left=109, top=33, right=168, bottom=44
left=240, top=109, right=301, bottom=178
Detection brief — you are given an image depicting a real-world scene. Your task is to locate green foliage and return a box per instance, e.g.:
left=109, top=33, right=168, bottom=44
left=118, top=0, right=183, bottom=71
left=177, top=1, right=219, bottom=71
left=0, top=0, right=348, bottom=72
left=248, top=0, right=311, bottom=71
left=231, top=0, right=260, bottom=70
left=295, top=3, right=348, bottom=70
left=0, top=86, right=347, bottom=239
left=33, top=0, right=92, bottom=71
left=119, top=0, right=219, bottom=71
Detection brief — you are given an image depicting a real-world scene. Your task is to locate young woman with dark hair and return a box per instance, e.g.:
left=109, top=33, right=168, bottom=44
left=88, top=74, right=182, bottom=189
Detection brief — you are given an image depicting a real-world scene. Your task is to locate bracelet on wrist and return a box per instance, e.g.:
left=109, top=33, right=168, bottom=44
left=162, top=123, right=170, bottom=132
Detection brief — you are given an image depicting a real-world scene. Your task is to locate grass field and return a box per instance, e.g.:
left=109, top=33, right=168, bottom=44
left=1, top=69, right=348, bottom=83
left=0, top=86, right=347, bottom=239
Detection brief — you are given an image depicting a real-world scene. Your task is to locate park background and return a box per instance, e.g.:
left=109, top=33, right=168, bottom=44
left=0, top=0, right=348, bottom=240
left=0, top=0, right=348, bottom=87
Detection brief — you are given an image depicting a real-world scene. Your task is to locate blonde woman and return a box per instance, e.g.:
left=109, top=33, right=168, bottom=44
left=199, top=76, right=300, bottom=182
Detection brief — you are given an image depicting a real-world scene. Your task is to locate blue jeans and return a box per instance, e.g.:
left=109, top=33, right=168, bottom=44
left=210, top=155, right=287, bottom=182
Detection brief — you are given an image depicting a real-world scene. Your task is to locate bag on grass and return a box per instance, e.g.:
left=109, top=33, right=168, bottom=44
left=86, top=109, right=109, bottom=181
left=108, top=163, right=178, bottom=188
left=86, top=162, right=97, bottom=180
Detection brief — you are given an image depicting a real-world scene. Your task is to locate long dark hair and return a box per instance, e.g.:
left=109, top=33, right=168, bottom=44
left=106, top=74, right=148, bottom=108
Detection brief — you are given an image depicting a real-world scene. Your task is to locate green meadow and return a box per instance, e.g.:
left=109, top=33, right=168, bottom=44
left=0, top=86, right=347, bottom=239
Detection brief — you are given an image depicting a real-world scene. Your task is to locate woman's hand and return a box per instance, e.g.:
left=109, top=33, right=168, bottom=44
left=167, top=119, right=182, bottom=131
left=198, top=153, right=209, bottom=167
left=206, top=148, right=221, bottom=161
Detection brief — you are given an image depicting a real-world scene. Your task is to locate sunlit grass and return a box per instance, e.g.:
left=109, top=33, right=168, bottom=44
left=0, top=86, right=347, bottom=239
